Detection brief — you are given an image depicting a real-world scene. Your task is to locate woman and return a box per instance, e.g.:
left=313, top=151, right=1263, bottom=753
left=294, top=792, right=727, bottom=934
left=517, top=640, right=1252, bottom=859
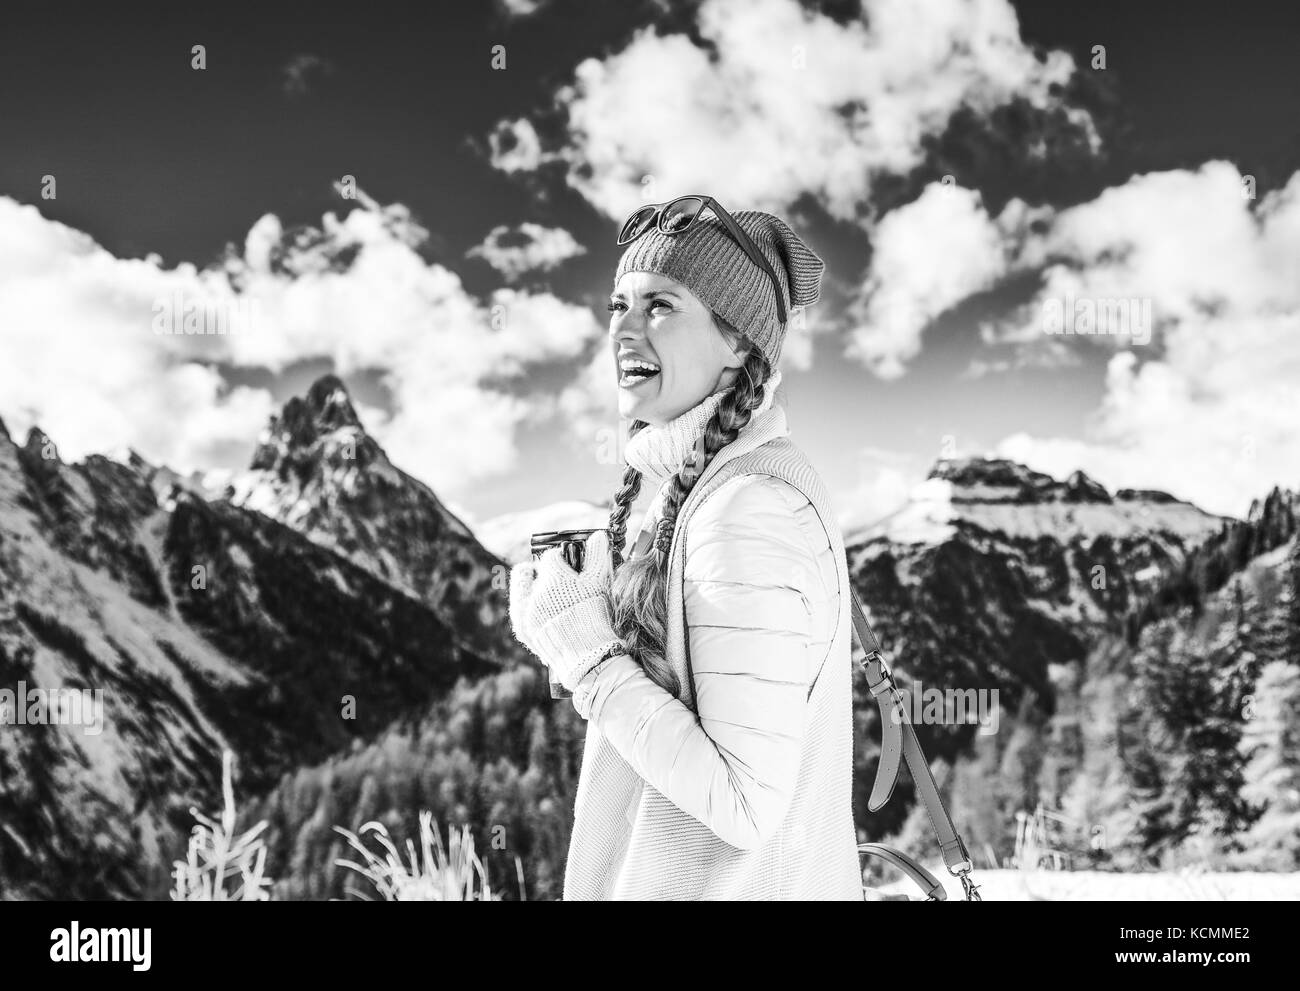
left=509, top=196, right=864, bottom=900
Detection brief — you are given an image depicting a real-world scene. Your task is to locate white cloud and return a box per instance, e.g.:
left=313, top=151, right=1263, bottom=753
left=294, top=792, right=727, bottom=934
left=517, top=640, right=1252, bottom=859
left=0, top=195, right=605, bottom=496
left=487, top=118, right=552, bottom=174
left=214, top=202, right=606, bottom=492
left=494, top=0, right=1092, bottom=222
left=0, top=198, right=273, bottom=469
left=466, top=222, right=587, bottom=281
left=994, top=163, right=1300, bottom=518
left=498, top=0, right=548, bottom=18
left=836, top=460, right=917, bottom=537
left=846, top=182, right=1037, bottom=378
left=555, top=343, right=619, bottom=457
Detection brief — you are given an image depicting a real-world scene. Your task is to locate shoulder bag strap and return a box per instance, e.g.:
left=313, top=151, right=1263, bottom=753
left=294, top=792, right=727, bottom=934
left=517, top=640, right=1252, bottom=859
left=849, top=588, right=982, bottom=901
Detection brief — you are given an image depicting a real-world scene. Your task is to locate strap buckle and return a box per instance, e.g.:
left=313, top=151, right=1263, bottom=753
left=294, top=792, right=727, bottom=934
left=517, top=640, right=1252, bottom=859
left=861, top=650, right=894, bottom=698
left=947, top=859, right=982, bottom=901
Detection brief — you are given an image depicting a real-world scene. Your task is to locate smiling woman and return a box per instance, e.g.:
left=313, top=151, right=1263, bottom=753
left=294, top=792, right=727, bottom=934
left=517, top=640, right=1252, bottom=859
left=607, top=273, right=748, bottom=425
left=508, top=199, right=867, bottom=900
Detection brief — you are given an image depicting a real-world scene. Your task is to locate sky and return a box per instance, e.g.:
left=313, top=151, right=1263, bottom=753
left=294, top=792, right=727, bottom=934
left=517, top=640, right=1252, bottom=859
left=1, top=0, right=1297, bottom=535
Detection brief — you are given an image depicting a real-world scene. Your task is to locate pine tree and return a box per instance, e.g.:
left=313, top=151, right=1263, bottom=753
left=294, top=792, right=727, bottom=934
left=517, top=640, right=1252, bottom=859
left=1287, top=537, right=1300, bottom=663
left=1232, top=661, right=1300, bottom=870
left=1060, top=661, right=1139, bottom=868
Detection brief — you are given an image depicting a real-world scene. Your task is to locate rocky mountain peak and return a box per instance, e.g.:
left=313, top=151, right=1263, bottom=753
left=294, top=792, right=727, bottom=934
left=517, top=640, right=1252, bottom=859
left=249, top=374, right=370, bottom=474
left=854, top=456, right=1226, bottom=549
left=224, top=374, right=514, bottom=663
left=1063, top=469, right=1112, bottom=504
left=23, top=426, right=58, bottom=460
left=304, top=374, right=362, bottom=430
left=927, top=457, right=1112, bottom=505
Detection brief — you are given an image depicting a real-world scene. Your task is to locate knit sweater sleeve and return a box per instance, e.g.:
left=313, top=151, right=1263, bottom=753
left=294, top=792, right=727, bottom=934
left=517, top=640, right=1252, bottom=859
left=573, top=473, right=823, bottom=852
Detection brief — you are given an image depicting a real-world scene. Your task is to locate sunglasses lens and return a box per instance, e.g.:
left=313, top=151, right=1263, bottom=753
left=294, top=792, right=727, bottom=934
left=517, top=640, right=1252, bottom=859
left=660, top=196, right=704, bottom=233
left=618, top=206, right=658, bottom=244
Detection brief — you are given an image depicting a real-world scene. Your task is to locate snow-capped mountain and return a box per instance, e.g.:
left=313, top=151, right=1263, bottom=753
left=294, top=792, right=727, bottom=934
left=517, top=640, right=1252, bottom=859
left=222, top=375, right=520, bottom=666
left=5, top=372, right=1292, bottom=898
left=843, top=458, right=1231, bottom=773
left=849, top=458, right=1225, bottom=548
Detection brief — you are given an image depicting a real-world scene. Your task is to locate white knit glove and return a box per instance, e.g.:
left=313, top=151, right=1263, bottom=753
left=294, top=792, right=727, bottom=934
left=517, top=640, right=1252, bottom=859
left=508, top=530, right=626, bottom=693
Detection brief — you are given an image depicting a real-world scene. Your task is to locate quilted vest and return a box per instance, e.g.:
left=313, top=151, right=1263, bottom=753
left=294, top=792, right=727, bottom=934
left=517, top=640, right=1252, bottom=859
left=562, top=396, right=864, bottom=900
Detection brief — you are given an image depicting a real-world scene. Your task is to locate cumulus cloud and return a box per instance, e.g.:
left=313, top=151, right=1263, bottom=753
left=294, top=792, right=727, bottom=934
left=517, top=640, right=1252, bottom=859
left=835, top=448, right=920, bottom=536
left=830, top=157, right=1300, bottom=516
left=846, top=182, right=1044, bottom=378
left=213, top=200, right=604, bottom=492
left=466, top=222, right=587, bottom=281
left=492, top=0, right=1093, bottom=222
left=0, top=195, right=605, bottom=496
left=0, top=198, right=274, bottom=469
left=555, top=342, right=619, bottom=459
left=487, top=118, right=554, bottom=174
left=993, top=162, right=1300, bottom=518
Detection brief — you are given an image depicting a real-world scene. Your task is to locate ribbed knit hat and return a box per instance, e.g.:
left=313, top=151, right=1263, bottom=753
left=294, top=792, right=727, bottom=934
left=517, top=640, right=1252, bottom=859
left=613, top=208, right=824, bottom=368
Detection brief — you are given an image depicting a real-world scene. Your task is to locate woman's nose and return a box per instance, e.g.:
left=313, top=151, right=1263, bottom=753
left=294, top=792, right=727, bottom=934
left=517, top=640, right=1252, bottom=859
left=610, top=310, right=646, bottom=341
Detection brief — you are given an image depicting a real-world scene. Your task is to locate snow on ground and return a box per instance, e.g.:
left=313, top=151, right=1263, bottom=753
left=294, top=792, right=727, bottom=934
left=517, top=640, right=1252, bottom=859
left=875, top=869, right=1300, bottom=901
left=961, top=500, right=1223, bottom=544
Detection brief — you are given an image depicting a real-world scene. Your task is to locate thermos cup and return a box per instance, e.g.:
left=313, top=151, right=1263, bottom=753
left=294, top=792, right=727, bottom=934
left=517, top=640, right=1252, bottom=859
left=528, top=528, right=607, bottom=700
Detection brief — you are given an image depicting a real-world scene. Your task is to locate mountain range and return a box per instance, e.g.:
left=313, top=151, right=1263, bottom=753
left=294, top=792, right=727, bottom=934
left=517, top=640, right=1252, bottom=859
left=1, top=374, right=1295, bottom=898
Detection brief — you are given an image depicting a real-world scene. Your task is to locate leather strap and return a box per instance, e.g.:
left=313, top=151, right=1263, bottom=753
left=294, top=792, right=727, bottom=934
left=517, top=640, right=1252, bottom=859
left=849, top=589, right=981, bottom=900
left=858, top=843, right=947, bottom=901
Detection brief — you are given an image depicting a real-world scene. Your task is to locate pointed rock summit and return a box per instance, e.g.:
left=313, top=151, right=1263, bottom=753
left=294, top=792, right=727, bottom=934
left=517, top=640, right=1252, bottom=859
left=250, top=373, right=369, bottom=475
left=228, top=374, right=520, bottom=666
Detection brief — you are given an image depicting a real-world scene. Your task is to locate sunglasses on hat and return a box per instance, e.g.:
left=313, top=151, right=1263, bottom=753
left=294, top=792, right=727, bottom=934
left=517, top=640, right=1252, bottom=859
left=616, top=194, right=788, bottom=325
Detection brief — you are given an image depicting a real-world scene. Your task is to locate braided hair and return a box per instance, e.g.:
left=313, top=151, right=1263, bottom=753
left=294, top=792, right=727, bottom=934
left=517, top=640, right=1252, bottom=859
left=607, top=314, right=774, bottom=697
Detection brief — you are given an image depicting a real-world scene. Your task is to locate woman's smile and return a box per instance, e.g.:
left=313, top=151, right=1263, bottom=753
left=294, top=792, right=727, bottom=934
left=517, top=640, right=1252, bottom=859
left=617, top=354, right=662, bottom=389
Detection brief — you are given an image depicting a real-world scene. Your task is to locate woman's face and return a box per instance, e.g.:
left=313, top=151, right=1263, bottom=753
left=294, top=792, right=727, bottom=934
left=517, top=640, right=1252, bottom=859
left=608, top=271, right=746, bottom=425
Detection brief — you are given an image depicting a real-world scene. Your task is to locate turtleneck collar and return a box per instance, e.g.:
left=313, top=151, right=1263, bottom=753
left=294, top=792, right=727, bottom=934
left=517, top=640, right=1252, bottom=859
left=624, top=369, right=785, bottom=485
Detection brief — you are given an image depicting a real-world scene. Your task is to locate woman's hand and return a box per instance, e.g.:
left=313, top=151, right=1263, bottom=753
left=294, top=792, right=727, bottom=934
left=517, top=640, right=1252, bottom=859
left=508, top=529, right=627, bottom=693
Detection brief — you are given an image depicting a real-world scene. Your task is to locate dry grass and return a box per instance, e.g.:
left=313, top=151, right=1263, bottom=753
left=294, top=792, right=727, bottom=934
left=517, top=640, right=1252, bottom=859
left=171, top=749, right=273, bottom=901
left=333, top=810, right=520, bottom=901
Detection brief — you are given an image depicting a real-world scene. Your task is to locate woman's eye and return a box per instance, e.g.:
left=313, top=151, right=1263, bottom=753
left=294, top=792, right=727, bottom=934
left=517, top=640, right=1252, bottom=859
left=606, top=298, right=669, bottom=314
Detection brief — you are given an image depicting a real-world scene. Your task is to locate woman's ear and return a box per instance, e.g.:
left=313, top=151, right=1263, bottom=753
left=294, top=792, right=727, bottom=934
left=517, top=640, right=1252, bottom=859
left=717, top=331, right=750, bottom=370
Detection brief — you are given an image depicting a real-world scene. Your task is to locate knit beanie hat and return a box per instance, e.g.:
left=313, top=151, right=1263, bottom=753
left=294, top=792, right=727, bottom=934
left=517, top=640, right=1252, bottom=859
left=613, top=208, right=825, bottom=369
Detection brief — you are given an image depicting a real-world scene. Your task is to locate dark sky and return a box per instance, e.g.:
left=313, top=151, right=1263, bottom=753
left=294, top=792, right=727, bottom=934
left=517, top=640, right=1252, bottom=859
left=5, top=0, right=1296, bottom=274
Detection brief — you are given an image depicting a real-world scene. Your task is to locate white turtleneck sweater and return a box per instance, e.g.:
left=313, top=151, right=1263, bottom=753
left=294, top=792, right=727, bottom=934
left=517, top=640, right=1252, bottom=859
left=620, top=369, right=783, bottom=559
